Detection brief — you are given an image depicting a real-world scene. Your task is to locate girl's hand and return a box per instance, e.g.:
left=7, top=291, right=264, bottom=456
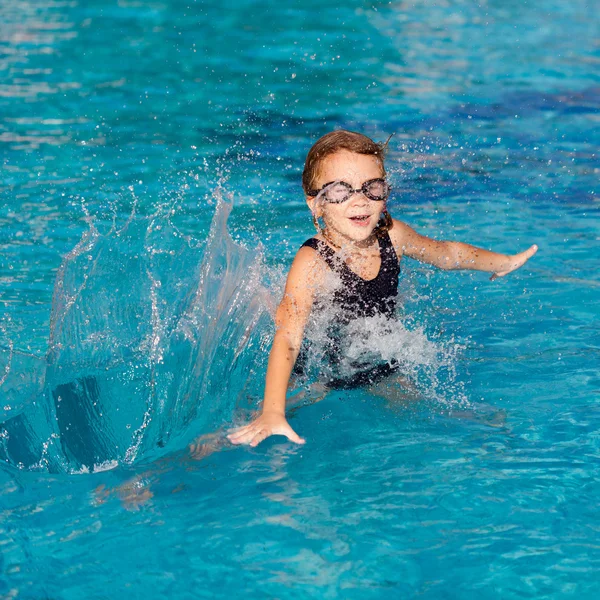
left=227, top=411, right=305, bottom=447
left=490, top=244, right=538, bottom=280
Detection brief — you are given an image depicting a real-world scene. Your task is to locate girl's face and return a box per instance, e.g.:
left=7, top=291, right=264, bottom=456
left=307, top=150, right=386, bottom=245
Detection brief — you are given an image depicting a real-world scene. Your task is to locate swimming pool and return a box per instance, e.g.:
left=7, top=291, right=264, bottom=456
left=1, top=0, right=599, bottom=597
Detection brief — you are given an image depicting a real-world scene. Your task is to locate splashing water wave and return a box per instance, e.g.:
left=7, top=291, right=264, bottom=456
left=0, top=194, right=275, bottom=473
left=299, top=293, right=463, bottom=402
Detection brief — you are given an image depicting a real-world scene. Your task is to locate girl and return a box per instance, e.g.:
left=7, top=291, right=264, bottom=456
left=227, top=130, right=537, bottom=448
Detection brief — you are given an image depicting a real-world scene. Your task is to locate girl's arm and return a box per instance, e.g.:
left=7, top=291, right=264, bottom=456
left=227, top=247, right=324, bottom=447
left=390, top=219, right=537, bottom=278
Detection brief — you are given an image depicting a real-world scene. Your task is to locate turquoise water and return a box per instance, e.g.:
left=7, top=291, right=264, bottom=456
left=1, top=0, right=599, bottom=597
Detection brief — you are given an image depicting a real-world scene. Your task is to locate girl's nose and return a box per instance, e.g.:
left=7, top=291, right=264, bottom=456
left=349, top=191, right=369, bottom=205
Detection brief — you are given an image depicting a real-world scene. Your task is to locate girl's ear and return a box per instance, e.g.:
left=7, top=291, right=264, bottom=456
left=306, top=197, right=321, bottom=216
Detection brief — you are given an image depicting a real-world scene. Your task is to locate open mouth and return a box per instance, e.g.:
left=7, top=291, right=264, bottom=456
left=349, top=215, right=371, bottom=224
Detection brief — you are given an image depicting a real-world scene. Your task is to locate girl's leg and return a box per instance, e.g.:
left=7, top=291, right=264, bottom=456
left=367, top=372, right=421, bottom=404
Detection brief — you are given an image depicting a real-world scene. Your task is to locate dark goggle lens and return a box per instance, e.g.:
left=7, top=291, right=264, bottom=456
left=316, top=179, right=390, bottom=203
left=364, top=179, right=389, bottom=200
left=323, top=182, right=353, bottom=203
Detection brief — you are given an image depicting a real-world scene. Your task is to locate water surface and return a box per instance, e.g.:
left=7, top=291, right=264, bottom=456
left=1, top=0, right=599, bottom=598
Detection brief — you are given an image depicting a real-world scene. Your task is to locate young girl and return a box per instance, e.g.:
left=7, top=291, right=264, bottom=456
left=227, top=130, right=537, bottom=448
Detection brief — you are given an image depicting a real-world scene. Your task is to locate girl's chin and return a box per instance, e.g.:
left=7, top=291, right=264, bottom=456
left=324, top=220, right=377, bottom=244
left=340, top=227, right=376, bottom=242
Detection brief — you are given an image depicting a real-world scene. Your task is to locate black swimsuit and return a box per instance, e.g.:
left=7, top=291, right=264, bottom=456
left=296, top=230, right=401, bottom=389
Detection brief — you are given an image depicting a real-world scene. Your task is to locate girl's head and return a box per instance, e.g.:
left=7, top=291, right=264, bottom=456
left=302, top=130, right=392, bottom=246
left=302, top=130, right=387, bottom=195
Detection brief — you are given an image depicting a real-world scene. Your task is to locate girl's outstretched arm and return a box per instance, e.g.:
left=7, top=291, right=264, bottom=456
left=390, top=219, right=537, bottom=278
left=227, top=247, right=325, bottom=447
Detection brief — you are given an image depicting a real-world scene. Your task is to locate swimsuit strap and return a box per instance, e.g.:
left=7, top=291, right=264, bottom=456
left=300, top=237, right=337, bottom=270
left=377, top=229, right=399, bottom=266
left=378, top=228, right=392, bottom=250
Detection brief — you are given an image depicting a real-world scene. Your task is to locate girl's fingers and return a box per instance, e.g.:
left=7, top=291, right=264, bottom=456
left=249, top=430, right=269, bottom=447
left=226, top=424, right=248, bottom=435
left=283, top=426, right=306, bottom=445
left=512, top=245, right=538, bottom=270
left=227, top=421, right=305, bottom=447
left=490, top=245, right=538, bottom=280
left=515, top=245, right=537, bottom=267
left=228, top=430, right=256, bottom=445
left=230, top=421, right=259, bottom=434
left=227, top=425, right=255, bottom=442
left=525, top=244, right=538, bottom=258
left=228, top=428, right=252, bottom=441
left=491, top=268, right=513, bottom=280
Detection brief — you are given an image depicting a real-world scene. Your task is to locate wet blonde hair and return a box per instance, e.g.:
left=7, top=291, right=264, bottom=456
left=302, top=129, right=388, bottom=194
left=302, top=129, right=393, bottom=235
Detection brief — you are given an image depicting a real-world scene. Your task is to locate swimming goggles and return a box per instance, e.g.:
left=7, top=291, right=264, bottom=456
left=307, top=178, right=390, bottom=204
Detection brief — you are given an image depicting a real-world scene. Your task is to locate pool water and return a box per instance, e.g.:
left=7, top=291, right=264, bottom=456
left=1, top=0, right=599, bottom=597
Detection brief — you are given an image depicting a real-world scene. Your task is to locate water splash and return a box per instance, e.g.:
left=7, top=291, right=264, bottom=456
left=0, top=193, right=275, bottom=473
left=289, top=263, right=466, bottom=404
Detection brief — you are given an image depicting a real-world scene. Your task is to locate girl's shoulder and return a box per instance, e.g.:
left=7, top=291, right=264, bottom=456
left=287, top=240, right=330, bottom=284
left=280, top=243, right=328, bottom=307
left=299, top=236, right=338, bottom=268
left=299, top=237, right=322, bottom=252
left=286, top=244, right=327, bottom=297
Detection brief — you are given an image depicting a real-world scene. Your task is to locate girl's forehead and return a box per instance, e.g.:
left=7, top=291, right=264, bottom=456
left=317, top=150, right=384, bottom=184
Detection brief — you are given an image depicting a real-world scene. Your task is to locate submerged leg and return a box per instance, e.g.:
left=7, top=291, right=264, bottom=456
left=367, top=372, right=508, bottom=430
left=367, top=372, right=422, bottom=405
